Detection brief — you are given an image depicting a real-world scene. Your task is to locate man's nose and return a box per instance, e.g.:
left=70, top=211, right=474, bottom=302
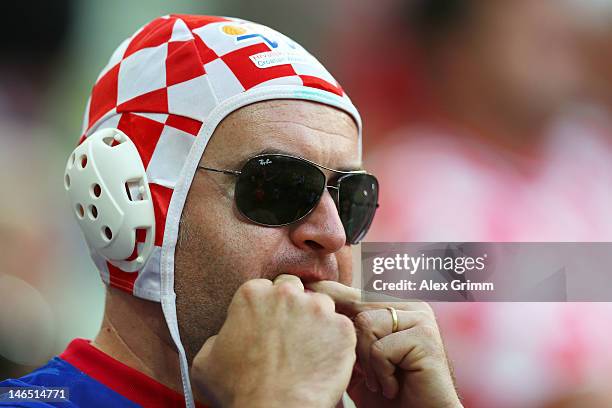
left=288, top=189, right=346, bottom=253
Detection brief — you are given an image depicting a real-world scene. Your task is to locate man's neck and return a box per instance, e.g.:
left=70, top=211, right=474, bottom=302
left=91, top=287, right=184, bottom=394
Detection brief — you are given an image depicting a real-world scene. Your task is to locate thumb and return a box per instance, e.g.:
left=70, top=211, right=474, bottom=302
left=190, top=334, right=219, bottom=400
left=192, top=334, right=218, bottom=372
left=199, top=334, right=217, bottom=359
left=306, top=280, right=422, bottom=317
left=305, top=280, right=367, bottom=317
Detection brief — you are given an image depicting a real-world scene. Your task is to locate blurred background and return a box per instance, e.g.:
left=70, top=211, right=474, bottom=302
left=1, top=0, right=612, bottom=407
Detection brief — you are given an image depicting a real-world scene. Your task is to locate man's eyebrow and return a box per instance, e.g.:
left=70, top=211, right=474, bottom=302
left=255, top=148, right=290, bottom=155
left=253, top=148, right=363, bottom=172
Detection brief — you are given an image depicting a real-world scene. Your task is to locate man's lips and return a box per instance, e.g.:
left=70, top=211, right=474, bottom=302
left=281, top=265, right=339, bottom=283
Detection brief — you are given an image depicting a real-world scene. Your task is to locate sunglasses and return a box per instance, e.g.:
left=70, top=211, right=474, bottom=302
left=198, top=154, right=379, bottom=245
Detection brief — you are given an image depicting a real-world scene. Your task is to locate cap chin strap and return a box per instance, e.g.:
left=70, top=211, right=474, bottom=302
left=161, top=294, right=195, bottom=408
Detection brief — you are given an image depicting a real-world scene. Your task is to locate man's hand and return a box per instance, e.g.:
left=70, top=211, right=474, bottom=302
left=307, top=281, right=462, bottom=408
left=190, top=275, right=356, bottom=408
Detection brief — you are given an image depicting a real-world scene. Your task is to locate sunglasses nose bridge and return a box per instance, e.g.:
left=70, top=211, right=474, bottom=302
left=293, top=186, right=347, bottom=251
left=326, top=185, right=340, bottom=209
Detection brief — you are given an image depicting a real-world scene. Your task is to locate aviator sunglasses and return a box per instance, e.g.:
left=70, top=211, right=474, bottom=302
left=198, top=154, right=379, bottom=244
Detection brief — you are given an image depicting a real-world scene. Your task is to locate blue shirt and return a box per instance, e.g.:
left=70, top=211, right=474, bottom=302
left=0, top=339, right=204, bottom=408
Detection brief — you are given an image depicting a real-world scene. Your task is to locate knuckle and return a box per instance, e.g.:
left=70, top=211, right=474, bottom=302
left=308, top=299, right=325, bottom=315
left=405, top=300, right=433, bottom=314
left=419, top=301, right=435, bottom=315
left=235, top=279, right=267, bottom=302
left=414, top=310, right=434, bottom=325
left=275, top=281, right=300, bottom=298
left=413, top=325, right=445, bottom=358
left=274, top=283, right=303, bottom=307
left=308, top=293, right=334, bottom=315
left=336, top=315, right=357, bottom=342
left=418, top=324, right=441, bottom=339
left=353, top=311, right=373, bottom=331
left=239, top=279, right=266, bottom=293
left=410, top=324, right=441, bottom=344
left=423, top=343, right=446, bottom=361
left=369, top=340, right=385, bottom=359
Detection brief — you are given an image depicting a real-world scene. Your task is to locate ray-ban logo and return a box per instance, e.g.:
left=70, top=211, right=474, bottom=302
left=259, top=158, right=272, bottom=166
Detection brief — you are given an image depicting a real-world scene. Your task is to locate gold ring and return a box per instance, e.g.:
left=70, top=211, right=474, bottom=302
left=387, top=306, right=399, bottom=333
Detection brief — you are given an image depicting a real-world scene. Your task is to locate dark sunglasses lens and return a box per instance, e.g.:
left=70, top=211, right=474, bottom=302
left=338, top=174, right=379, bottom=244
left=235, top=156, right=325, bottom=225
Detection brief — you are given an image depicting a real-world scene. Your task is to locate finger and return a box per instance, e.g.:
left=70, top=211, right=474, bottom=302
left=369, top=337, right=399, bottom=399
left=191, top=334, right=218, bottom=388
left=369, top=326, right=446, bottom=399
left=355, top=309, right=430, bottom=339
left=306, top=280, right=432, bottom=317
left=273, top=274, right=305, bottom=291
left=199, top=334, right=217, bottom=359
left=385, top=326, right=446, bottom=369
left=230, top=279, right=273, bottom=310
left=305, top=280, right=364, bottom=316
left=353, top=309, right=426, bottom=395
left=353, top=312, right=381, bottom=393
left=307, top=292, right=336, bottom=314
left=238, top=278, right=274, bottom=292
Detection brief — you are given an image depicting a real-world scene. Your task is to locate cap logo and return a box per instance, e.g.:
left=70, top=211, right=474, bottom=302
left=221, top=23, right=279, bottom=48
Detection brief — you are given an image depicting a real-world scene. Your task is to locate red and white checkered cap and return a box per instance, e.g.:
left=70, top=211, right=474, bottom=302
left=78, top=14, right=361, bottom=302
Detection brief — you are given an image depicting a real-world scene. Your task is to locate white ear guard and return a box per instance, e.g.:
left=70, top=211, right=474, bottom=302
left=64, top=128, right=156, bottom=272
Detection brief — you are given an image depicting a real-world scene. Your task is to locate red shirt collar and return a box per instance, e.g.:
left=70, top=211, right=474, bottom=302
left=60, top=338, right=207, bottom=408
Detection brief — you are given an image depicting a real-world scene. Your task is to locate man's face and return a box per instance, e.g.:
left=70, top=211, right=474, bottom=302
left=174, top=99, right=360, bottom=361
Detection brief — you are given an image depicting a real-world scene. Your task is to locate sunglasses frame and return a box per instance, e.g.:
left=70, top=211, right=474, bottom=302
left=197, top=154, right=378, bottom=242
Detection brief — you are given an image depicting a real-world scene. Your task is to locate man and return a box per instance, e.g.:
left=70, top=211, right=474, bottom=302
left=0, top=15, right=461, bottom=407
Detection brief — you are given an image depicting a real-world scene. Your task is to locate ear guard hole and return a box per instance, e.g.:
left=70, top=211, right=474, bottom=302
left=76, top=203, right=84, bottom=218
left=125, top=179, right=145, bottom=201
left=88, top=205, right=98, bottom=219
left=102, top=226, right=113, bottom=241
left=79, top=155, right=88, bottom=169
left=67, top=154, right=75, bottom=170
left=65, top=174, right=71, bottom=189
left=91, top=183, right=102, bottom=198
left=102, top=136, right=122, bottom=147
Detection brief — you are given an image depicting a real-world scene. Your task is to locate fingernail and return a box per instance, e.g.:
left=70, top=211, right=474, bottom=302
left=366, top=380, right=378, bottom=392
